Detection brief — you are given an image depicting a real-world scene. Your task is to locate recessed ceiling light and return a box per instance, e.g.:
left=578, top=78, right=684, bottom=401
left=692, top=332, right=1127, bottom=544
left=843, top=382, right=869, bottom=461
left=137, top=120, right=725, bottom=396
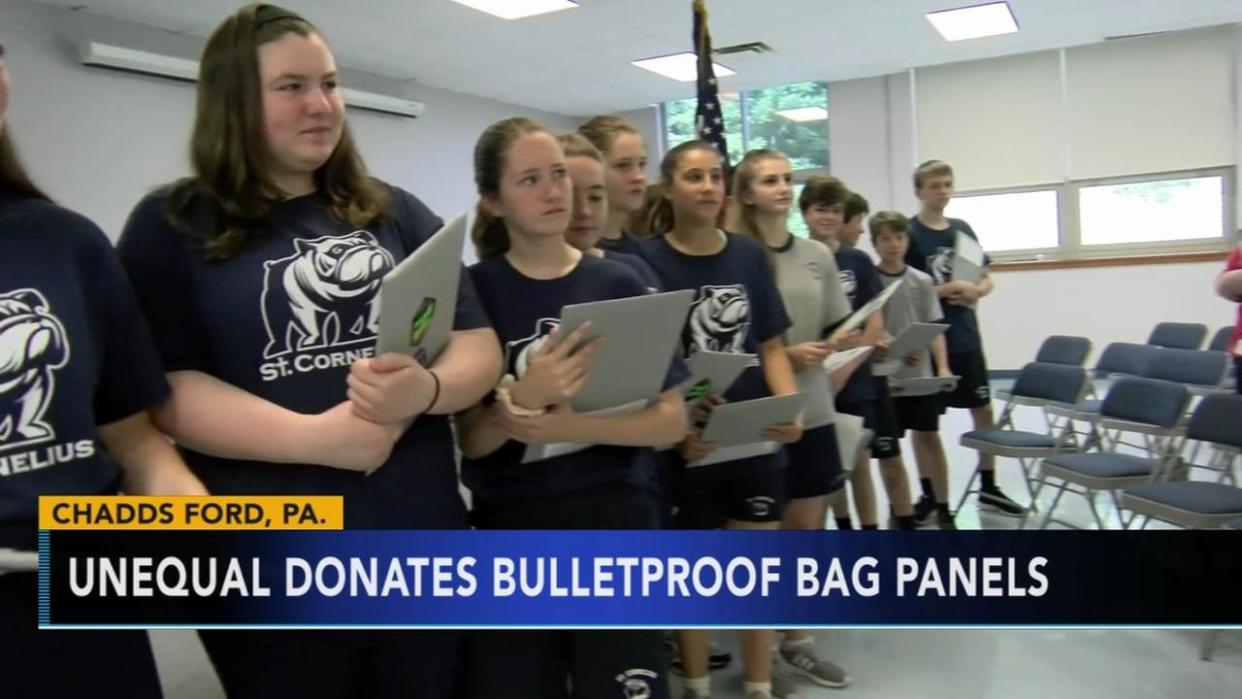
left=926, top=2, right=1018, bottom=42
left=776, top=107, right=828, bottom=122
left=631, top=52, right=736, bottom=82
left=449, top=0, right=577, bottom=20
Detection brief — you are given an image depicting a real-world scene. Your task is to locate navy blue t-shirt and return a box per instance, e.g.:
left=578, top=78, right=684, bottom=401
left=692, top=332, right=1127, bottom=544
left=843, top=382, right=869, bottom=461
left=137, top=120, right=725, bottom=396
left=834, top=244, right=881, bottom=404
left=905, top=216, right=990, bottom=355
left=1, top=192, right=169, bottom=545
left=605, top=250, right=662, bottom=292
left=597, top=231, right=644, bottom=257
left=638, top=233, right=791, bottom=403
left=117, top=186, right=490, bottom=530
left=463, top=253, right=686, bottom=503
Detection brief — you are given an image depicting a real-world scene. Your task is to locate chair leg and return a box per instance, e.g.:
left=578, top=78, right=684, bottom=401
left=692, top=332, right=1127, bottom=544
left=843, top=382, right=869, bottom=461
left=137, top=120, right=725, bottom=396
left=1139, top=515, right=1152, bottom=530
left=955, top=461, right=983, bottom=513
left=1039, top=483, right=1070, bottom=530
left=1110, top=491, right=1127, bottom=529
left=1019, top=458, right=1039, bottom=511
left=1086, top=490, right=1107, bottom=530
left=1201, top=630, right=1220, bottom=661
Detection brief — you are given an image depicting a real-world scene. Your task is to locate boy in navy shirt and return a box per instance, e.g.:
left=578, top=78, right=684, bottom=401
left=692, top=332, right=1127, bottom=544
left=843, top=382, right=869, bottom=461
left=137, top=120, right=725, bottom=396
left=802, top=179, right=914, bottom=530
left=906, top=160, right=1024, bottom=517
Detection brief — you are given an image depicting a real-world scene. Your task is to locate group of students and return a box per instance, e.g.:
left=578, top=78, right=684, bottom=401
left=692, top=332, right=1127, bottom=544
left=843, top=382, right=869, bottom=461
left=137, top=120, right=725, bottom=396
left=0, top=3, right=1031, bottom=699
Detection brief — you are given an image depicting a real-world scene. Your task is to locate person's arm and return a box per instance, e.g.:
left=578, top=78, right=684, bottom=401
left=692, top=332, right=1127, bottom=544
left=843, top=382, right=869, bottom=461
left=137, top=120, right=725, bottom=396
left=936, top=280, right=971, bottom=300
left=758, top=337, right=803, bottom=445
left=348, top=327, right=503, bottom=423
left=452, top=323, right=600, bottom=458
left=495, top=389, right=687, bottom=447
left=99, top=412, right=208, bottom=496
left=155, top=371, right=401, bottom=472
left=1218, top=268, right=1242, bottom=302
left=454, top=403, right=510, bottom=460
left=930, top=335, right=951, bottom=377
left=760, top=336, right=798, bottom=398
left=976, top=270, right=994, bottom=299
left=787, top=341, right=831, bottom=370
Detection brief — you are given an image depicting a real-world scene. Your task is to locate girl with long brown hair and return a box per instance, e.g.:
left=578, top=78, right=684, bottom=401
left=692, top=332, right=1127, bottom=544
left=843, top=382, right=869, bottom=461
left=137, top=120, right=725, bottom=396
left=115, top=5, right=501, bottom=695
left=455, top=116, right=686, bottom=699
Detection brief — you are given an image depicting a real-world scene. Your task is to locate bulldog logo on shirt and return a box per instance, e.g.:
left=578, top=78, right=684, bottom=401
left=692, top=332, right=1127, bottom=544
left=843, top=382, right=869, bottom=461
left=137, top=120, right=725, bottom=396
left=837, top=270, right=857, bottom=303
left=686, top=285, right=750, bottom=354
left=506, top=318, right=561, bottom=378
left=0, top=289, right=69, bottom=452
left=615, top=669, right=656, bottom=698
left=260, top=231, right=395, bottom=359
left=928, top=247, right=954, bottom=286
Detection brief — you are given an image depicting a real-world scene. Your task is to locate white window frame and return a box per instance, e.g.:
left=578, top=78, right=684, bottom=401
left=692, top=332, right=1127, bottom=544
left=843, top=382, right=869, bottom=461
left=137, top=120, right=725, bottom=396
left=953, top=166, right=1236, bottom=262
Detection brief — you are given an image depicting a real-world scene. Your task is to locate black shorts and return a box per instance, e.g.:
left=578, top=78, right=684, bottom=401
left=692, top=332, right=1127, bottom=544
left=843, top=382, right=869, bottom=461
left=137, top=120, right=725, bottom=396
left=673, top=451, right=786, bottom=528
left=200, top=629, right=460, bottom=698
left=837, top=380, right=902, bottom=460
left=472, top=481, right=660, bottom=530
left=895, top=393, right=945, bottom=433
left=1234, top=356, right=1241, bottom=394
left=784, top=424, right=847, bottom=500
left=464, top=483, right=669, bottom=699
left=946, top=351, right=992, bottom=409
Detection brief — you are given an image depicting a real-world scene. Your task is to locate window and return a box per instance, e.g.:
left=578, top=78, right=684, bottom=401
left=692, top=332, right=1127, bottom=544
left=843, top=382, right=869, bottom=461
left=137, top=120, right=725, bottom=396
left=661, top=81, right=828, bottom=170
left=789, top=183, right=809, bottom=239
left=945, top=190, right=1060, bottom=252
left=662, top=93, right=743, bottom=165
left=1078, top=174, right=1226, bottom=247
left=741, top=82, right=829, bottom=171
left=663, top=81, right=827, bottom=240
left=949, top=167, right=1234, bottom=260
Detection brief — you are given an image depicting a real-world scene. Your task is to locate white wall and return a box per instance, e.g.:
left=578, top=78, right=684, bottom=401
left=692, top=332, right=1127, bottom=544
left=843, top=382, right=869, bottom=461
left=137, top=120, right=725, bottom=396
left=0, top=0, right=575, bottom=244
left=827, top=27, right=1240, bottom=369
left=982, top=261, right=1235, bottom=370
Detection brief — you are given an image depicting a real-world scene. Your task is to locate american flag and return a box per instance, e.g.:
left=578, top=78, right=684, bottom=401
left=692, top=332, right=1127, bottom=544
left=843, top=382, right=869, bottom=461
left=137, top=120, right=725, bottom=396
left=692, top=0, right=729, bottom=166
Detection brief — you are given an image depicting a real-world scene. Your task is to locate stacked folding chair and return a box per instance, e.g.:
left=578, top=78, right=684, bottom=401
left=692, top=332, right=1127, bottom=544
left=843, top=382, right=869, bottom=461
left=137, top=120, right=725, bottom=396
left=958, top=362, right=1089, bottom=517
left=1031, top=378, right=1189, bottom=529
left=1146, top=321, right=1208, bottom=350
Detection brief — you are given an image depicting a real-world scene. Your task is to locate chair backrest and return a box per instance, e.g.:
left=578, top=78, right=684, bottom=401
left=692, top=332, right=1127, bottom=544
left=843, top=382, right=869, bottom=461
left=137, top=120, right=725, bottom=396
left=1209, top=326, right=1233, bottom=353
left=1187, top=393, right=1242, bottom=450
left=1012, top=362, right=1089, bottom=405
left=1094, top=342, right=1160, bottom=377
left=1034, top=335, right=1092, bottom=366
left=1147, top=322, right=1208, bottom=349
left=1100, top=377, right=1190, bottom=428
left=1141, top=349, right=1229, bottom=387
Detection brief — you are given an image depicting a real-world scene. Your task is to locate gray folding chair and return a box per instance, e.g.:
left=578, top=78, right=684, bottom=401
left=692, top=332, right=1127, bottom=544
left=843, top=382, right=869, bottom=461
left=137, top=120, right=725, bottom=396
left=1208, top=326, right=1233, bottom=353
left=1147, top=322, right=1208, bottom=350
left=1046, top=342, right=1163, bottom=451
left=996, top=335, right=1093, bottom=401
left=1142, top=348, right=1230, bottom=396
left=1120, top=393, right=1242, bottom=528
left=1033, top=378, right=1189, bottom=530
left=958, top=363, right=1089, bottom=515
left=1035, top=335, right=1093, bottom=366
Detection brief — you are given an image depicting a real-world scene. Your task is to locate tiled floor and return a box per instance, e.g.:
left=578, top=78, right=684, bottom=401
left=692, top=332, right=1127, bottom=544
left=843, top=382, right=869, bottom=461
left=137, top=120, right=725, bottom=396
left=148, top=387, right=1242, bottom=697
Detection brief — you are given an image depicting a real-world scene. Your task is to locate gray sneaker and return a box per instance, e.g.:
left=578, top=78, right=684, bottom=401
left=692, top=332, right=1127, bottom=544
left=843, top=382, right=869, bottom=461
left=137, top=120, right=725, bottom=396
left=771, top=670, right=803, bottom=698
left=780, top=643, right=852, bottom=688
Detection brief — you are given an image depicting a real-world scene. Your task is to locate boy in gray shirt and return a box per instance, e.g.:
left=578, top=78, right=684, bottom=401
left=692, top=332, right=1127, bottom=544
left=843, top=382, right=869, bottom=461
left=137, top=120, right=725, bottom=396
left=871, top=211, right=957, bottom=529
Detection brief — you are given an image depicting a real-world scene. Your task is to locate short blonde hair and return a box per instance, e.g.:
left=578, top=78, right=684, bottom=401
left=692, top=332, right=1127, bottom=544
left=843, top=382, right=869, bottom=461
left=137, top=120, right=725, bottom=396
left=913, top=159, right=954, bottom=190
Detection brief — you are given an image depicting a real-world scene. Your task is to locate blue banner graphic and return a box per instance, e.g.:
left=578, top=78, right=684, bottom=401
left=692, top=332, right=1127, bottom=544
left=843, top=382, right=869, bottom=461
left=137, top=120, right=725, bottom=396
left=40, top=530, right=1242, bottom=628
